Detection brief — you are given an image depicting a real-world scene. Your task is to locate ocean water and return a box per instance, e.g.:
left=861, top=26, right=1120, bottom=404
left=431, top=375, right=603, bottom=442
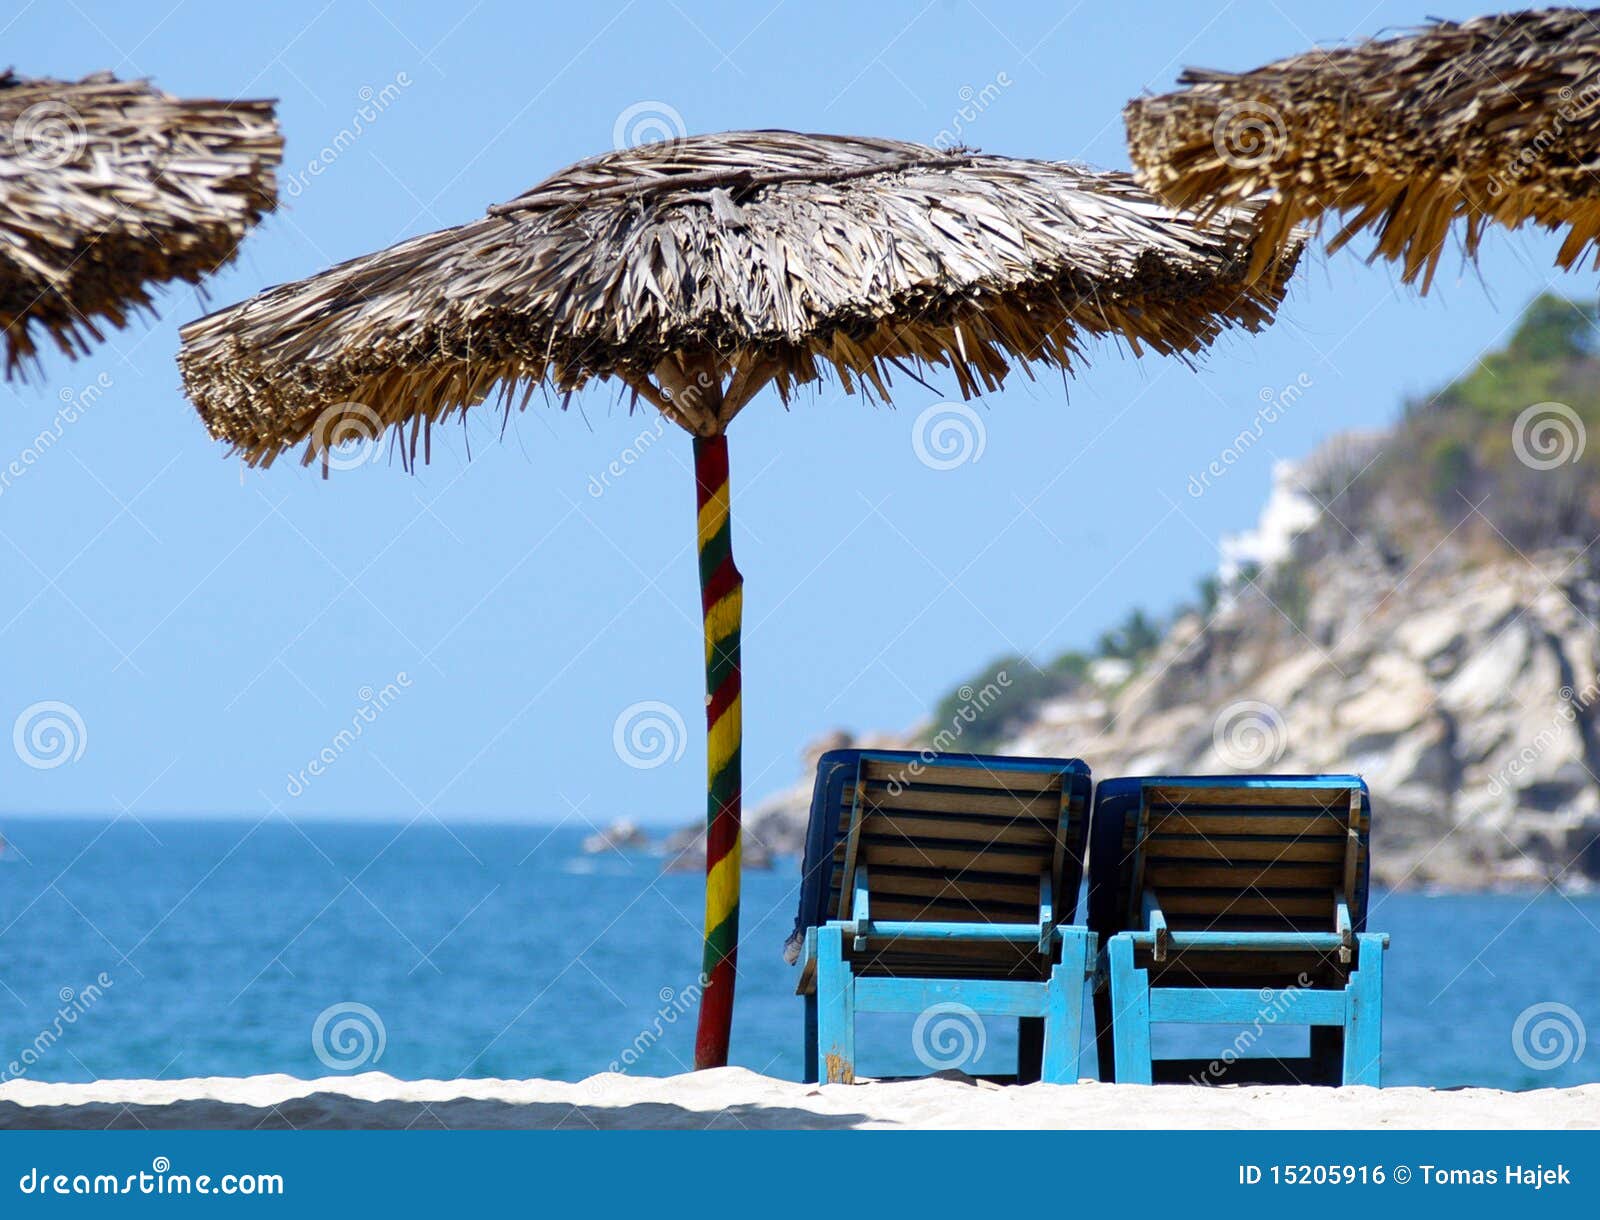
left=0, top=818, right=1594, bottom=1090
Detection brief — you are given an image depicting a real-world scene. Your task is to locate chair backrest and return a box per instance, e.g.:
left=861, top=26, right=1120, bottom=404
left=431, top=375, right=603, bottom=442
left=1092, top=775, right=1371, bottom=937
left=788, top=750, right=1091, bottom=965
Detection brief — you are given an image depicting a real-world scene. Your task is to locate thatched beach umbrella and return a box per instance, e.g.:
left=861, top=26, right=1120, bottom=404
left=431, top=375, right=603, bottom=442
left=1, top=69, right=281, bottom=377
left=1125, top=8, right=1600, bottom=291
left=177, top=129, right=1299, bottom=1068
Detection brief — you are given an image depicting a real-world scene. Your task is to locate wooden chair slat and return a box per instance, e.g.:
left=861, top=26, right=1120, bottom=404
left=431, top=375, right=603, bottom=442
left=860, top=840, right=1056, bottom=875
left=858, top=758, right=1064, bottom=792
left=1143, top=837, right=1346, bottom=864
left=1147, top=862, right=1343, bottom=889
left=1164, top=912, right=1334, bottom=932
left=1148, top=883, right=1341, bottom=914
left=867, top=876, right=1040, bottom=906
left=861, top=784, right=1062, bottom=820
left=868, top=895, right=1042, bottom=922
left=1146, top=812, right=1348, bottom=837
left=858, top=812, right=1059, bottom=845
left=1145, top=784, right=1355, bottom=808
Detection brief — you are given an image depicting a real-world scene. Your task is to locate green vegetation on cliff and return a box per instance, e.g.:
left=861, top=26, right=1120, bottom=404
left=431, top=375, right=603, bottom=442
left=1376, top=293, right=1600, bottom=548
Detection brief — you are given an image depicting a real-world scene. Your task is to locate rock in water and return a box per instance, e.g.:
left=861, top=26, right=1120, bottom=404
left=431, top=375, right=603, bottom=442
left=581, top=819, right=648, bottom=854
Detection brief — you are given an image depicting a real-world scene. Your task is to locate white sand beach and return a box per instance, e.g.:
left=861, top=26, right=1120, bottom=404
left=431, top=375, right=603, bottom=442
left=1, top=1069, right=1596, bottom=1129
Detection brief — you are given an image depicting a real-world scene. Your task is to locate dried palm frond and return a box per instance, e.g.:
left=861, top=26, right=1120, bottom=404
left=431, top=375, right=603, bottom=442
left=178, top=129, right=1300, bottom=469
left=0, top=69, right=281, bottom=377
left=1125, top=8, right=1600, bottom=290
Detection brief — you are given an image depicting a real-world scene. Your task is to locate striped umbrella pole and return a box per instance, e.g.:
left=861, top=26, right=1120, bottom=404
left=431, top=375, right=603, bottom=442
left=692, top=432, right=742, bottom=1069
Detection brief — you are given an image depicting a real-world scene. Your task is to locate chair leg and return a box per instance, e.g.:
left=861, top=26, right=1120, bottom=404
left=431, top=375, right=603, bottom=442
left=1342, top=933, right=1384, bottom=1086
left=1092, top=984, right=1116, bottom=1082
left=1017, top=1018, right=1043, bottom=1084
left=1108, top=934, right=1153, bottom=1085
left=803, top=992, right=819, bottom=1084
left=815, top=926, right=855, bottom=1083
left=1042, top=929, right=1089, bottom=1084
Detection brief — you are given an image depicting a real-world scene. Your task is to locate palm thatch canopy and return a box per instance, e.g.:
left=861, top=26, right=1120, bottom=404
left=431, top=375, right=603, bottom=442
left=178, top=129, right=1299, bottom=469
left=1, top=69, right=281, bottom=377
left=1125, top=8, right=1600, bottom=291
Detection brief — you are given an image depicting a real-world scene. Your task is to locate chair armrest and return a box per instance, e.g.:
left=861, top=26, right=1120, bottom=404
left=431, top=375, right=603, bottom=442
left=1038, top=871, right=1054, bottom=957
left=830, top=919, right=1062, bottom=944
left=1124, top=929, right=1347, bottom=953
left=1334, top=889, right=1353, bottom=963
left=794, top=927, right=818, bottom=995
left=1142, top=890, right=1169, bottom=962
left=851, top=863, right=871, bottom=951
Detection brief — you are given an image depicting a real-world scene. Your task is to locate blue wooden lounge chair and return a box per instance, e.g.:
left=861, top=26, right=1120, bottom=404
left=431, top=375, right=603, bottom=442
left=789, top=749, right=1096, bottom=1084
left=1088, top=775, right=1387, bottom=1086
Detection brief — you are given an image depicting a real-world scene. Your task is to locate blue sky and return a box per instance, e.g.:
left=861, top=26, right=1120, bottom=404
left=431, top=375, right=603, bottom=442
left=1, top=0, right=1581, bottom=824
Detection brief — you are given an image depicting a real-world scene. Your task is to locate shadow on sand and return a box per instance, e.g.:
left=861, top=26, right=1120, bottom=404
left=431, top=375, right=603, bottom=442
left=0, top=1093, right=876, bottom=1130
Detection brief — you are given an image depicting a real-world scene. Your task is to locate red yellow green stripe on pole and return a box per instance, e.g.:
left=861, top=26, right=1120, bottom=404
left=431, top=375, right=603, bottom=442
left=693, top=433, right=742, bottom=1069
